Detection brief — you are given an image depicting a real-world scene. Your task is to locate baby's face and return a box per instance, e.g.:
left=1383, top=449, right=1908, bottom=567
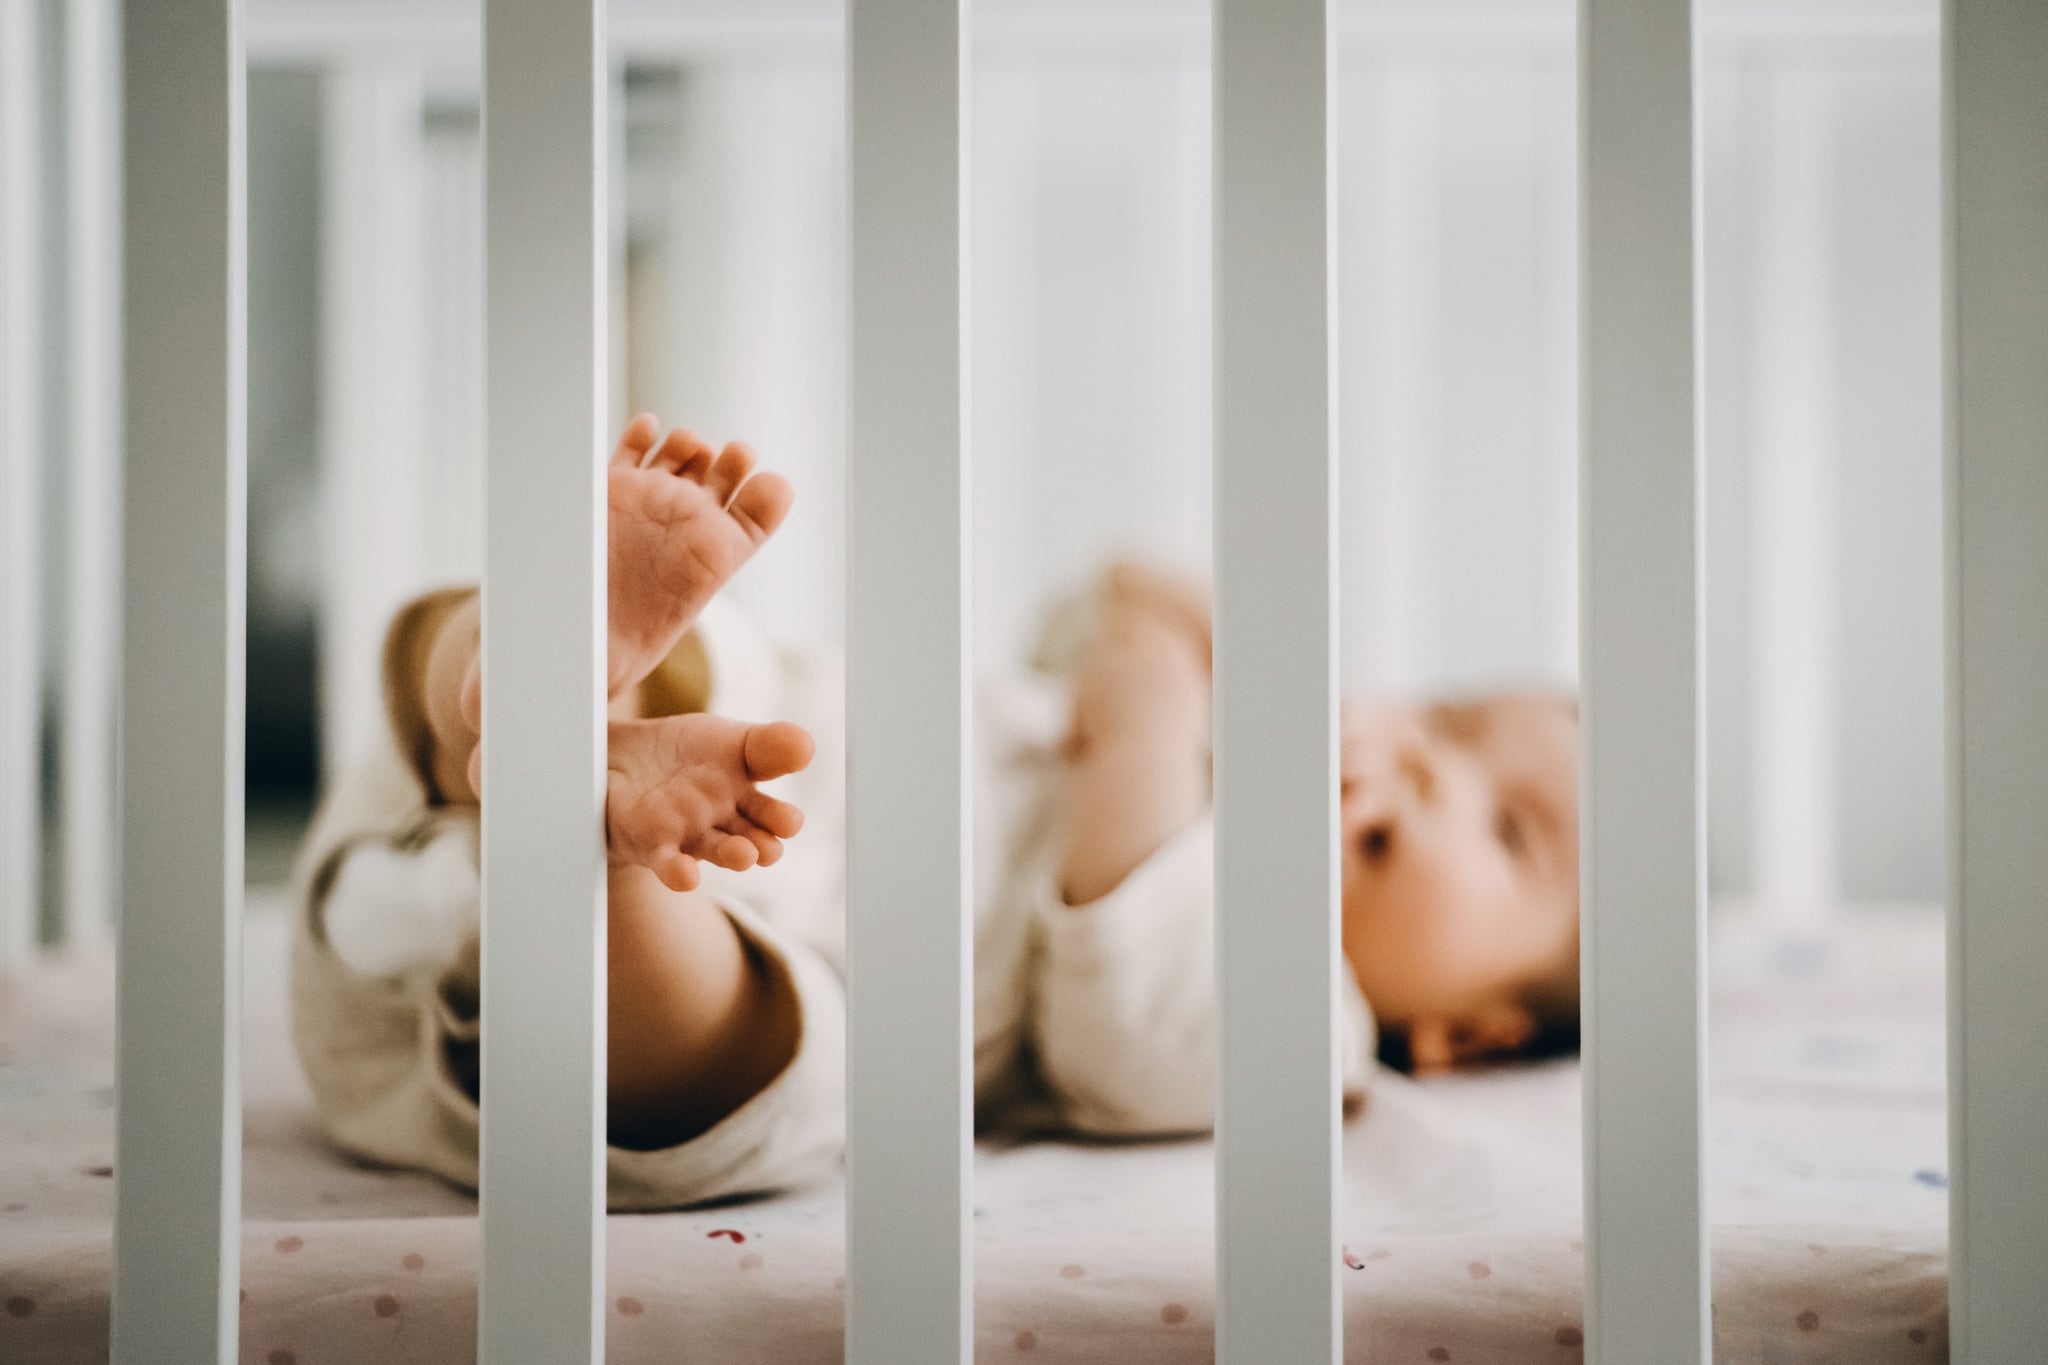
left=1337, top=695, right=1578, bottom=1069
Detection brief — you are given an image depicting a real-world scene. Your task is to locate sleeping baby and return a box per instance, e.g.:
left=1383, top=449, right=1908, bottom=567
left=289, top=415, right=1581, bottom=1209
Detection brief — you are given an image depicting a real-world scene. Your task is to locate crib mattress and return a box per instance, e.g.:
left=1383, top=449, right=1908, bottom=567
left=1, top=898, right=1948, bottom=1364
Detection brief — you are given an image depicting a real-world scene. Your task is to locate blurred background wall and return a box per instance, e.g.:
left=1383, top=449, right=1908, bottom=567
left=13, top=0, right=1943, bottom=913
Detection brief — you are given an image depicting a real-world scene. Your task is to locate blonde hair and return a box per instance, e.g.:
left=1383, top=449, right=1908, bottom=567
left=379, top=585, right=476, bottom=804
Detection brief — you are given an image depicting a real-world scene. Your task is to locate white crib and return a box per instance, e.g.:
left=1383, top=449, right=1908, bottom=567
left=0, top=0, right=2043, bottom=1362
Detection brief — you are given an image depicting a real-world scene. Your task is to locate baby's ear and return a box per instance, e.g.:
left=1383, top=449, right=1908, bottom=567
left=1407, top=1001, right=1539, bottom=1073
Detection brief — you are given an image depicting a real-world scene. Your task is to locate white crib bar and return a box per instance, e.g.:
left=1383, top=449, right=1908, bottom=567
left=845, top=0, right=974, bottom=1359
left=112, top=0, right=247, bottom=1359
left=62, top=0, right=123, bottom=948
left=0, top=0, right=43, bottom=971
left=478, top=0, right=609, bottom=1361
left=1579, top=1, right=1708, bottom=1362
left=1213, top=0, right=1341, bottom=1360
left=1945, top=0, right=2048, bottom=1356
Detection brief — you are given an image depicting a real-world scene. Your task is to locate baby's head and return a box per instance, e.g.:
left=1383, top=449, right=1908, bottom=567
left=1338, top=692, right=1579, bottom=1072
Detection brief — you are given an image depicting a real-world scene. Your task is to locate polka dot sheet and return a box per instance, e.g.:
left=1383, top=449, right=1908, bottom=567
left=0, top=900, right=1948, bottom=1362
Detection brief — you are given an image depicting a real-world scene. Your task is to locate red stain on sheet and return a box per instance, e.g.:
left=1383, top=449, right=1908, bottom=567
left=5, top=1297, right=35, bottom=1318
left=1428, top=1349, right=1452, bottom=1362
left=1059, top=1264, right=1086, bottom=1280
left=1014, top=1330, right=1039, bottom=1351
left=1161, top=1304, right=1189, bottom=1325
left=616, top=1296, right=645, bottom=1316
left=274, top=1236, right=304, bottom=1254
left=1342, top=1247, right=1365, bottom=1270
left=373, top=1294, right=401, bottom=1319
left=1555, top=1326, right=1583, bottom=1346
left=708, top=1228, right=746, bottom=1243
left=402, top=1252, right=425, bottom=1272
left=1796, top=1310, right=1820, bottom=1332
left=1467, top=1260, right=1492, bottom=1280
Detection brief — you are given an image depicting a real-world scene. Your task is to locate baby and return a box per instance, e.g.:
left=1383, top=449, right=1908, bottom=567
left=289, top=416, right=1579, bottom=1210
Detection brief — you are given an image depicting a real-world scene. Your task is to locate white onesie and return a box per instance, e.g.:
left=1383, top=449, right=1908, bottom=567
left=290, top=597, right=1375, bottom=1209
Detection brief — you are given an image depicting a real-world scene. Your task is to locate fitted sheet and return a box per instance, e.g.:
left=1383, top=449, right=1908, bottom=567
left=0, top=897, right=1948, bottom=1363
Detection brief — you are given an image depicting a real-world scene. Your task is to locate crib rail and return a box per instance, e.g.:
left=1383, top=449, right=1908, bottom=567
left=1944, top=0, right=2048, bottom=1355
left=111, top=0, right=247, bottom=1360
left=845, top=0, right=975, bottom=1359
left=39, top=0, right=2040, bottom=1362
left=1578, top=1, right=1708, bottom=1359
left=1213, top=0, right=1343, bottom=1358
left=475, top=0, right=611, bottom=1361
left=0, top=0, right=42, bottom=972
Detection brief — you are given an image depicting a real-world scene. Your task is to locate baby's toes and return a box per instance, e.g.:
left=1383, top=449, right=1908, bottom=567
left=652, top=849, right=702, bottom=894
left=727, top=469, right=795, bottom=543
left=646, top=425, right=715, bottom=480
left=698, top=830, right=761, bottom=874
left=740, top=789, right=805, bottom=840
left=724, top=817, right=785, bottom=869
left=743, top=721, right=815, bottom=783
left=706, top=441, right=758, bottom=505
left=609, top=412, right=661, bottom=468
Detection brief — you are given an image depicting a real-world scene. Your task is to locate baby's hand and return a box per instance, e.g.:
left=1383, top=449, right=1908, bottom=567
left=605, top=713, right=813, bottom=892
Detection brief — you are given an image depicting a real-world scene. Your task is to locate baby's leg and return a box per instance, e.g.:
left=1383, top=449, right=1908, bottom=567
left=1054, top=574, right=1212, bottom=904
left=390, top=589, right=804, bottom=1147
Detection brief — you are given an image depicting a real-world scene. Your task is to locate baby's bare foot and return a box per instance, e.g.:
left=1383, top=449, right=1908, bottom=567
left=606, top=713, right=814, bottom=893
left=607, top=414, right=795, bottom=698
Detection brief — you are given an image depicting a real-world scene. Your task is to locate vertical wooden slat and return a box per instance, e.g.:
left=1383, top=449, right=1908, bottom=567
left=845, top=0, right=972, bottom=1360
left=1213, top=0, right=1340, bottom=1360
left=112, top=0, right=246, bottom=1360
left=1945, top=0, right=2048, bottom=1357
left=1579, top=1, right=1708, bottom=1362
left=478, top=0, right=608, bottom=1361
left=0, top=0, right=43, bottom=969
left=63, top=0, right=122, bottom=947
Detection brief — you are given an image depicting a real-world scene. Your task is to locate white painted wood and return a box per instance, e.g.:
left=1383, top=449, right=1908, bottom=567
left=62, top=0, right=123, bottom=945
left=319, top=61, right=429, bottom=774
left=1213, top=0, right=1341, bottom=1360
left=845, top=0, right=972, bottom=1359
left=237, top=0, right=1934, bottom=65
left=478, top=0, right=608, bottom=1360
left=1945, top=0, right=2048, bottom=1355
left=112, top=0, right=246, bottom=1359
left=0, top=0, right=43, bottom=969
left=1578, top=0, right=1708, bottom=1361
